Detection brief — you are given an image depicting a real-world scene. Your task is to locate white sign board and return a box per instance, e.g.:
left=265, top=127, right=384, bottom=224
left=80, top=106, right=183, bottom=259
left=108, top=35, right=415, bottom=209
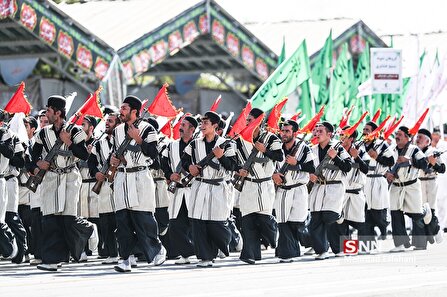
left=370, top=48, right=402, bottom=94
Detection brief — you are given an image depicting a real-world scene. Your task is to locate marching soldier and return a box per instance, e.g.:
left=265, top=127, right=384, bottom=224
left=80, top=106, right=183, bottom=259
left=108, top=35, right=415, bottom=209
left=161, top=115, right=198, bottom=264
left=111, top=95, right=166, bottom=272
left=30, top=95, right=94, bottom=271
left=181, top=111, right=237, bottom=267
left=385, top=126, right=431, bottom=252
left=89, top=113, right=121, bottom=264
left=235, top=108, right=283, bottom=264
left=415, top=128, right=445, bottom=249
left=272, top=120, right=315, bottom=262
left=308, top=122, right=352, bottom=260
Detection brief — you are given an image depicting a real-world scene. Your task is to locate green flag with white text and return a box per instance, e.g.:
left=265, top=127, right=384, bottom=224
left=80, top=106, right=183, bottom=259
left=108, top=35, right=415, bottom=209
left=311, top=31, right=333, bottom=112
left=327, top=43, right=349, bottom=123
left=251, top=40, right=311, bottom=111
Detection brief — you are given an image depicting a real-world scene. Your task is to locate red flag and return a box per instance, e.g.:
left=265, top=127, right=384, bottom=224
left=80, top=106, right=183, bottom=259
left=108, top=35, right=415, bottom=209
left=239, top=114, right=264, bottom=143
left=148, top=83, right=181, bottom=118
left=299, top=105, right=325, bottom=134
left=228, top=102, right=252, bottom=137
left=210, top=95, right=222, bottom=112
left=365, top=115, right=390, bottom=141
left=383, top=115, right=404, bottom=140
left=160, top=120, right=172, bottom=138
left=290, top=111, right=301, bottom=121
left=409, top=108, right=429, bottom=136
left=140, top=99, right=149, bottom=114
left=266, top=98, right=288, bottom=133
left=343, top=111, right=368, bottom=137
left=371, top=108, right=381, bottom=123
left=4, top=82, right=32, bottom=115
left=338, top=105, right=354, bottom=129
left=310, top=136, right=319, bottom=145
left=70, top=86, right=104, bottom=125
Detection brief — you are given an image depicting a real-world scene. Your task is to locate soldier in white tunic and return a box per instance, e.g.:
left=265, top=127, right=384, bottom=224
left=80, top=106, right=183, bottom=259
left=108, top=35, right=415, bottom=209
left=272, top=120, right=315, bottom=262
left=385, top=126, right=432, bottom=252
left=161, top=116, right=198, bottom=264
left=111, top=95, right=166, bottom=272
left=181, top=111, right=237, bottom=267
left=90, top=113, right=121, bottom=264
left=145, top=117, right=171, bottom=256
left=414, top=128, right=445, bottom=249
left=361, top=121, right=395, bottom=242
left=327, top=127, right=368, bottom=256
left=30, top=96, right=94, bottom=271
left=235, top=108, right=283, bottom=265
left=4, top=132, right=27, bottom=263
left=308, top=122, right=352, bottom=260
left=18, top=116, right=38, bottom=263
left=0, top=120, right=18, bottom=261
left=78, top=115, right=99, bottom=258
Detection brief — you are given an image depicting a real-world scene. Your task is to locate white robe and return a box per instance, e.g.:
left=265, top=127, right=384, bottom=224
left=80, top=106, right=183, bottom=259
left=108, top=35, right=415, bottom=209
left=274, top=140, right=313, bottom=223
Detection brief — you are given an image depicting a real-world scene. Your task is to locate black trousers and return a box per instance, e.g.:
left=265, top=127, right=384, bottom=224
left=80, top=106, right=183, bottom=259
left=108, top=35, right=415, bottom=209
left=191, top=218, right=231, bottom=261
left=232, top=207, right=242, bottom=232
left=41, top=215, right=93, bottom=264
left=99, top=212, right=118, bottom=257
left=362, top=208, right=389, bottom=240
left=155, top=207, right=170, bottom=257
left=240, top=213, right=277, bottom=261
left=390, top=210, right=425, bottom=248
left=169, top=199, right=194, bottom=259
left=115, top=209, right=161, bottom=263
left=18, top=204, right=33, bottom=255
left=309, top=211, right=339, bottom=254
left=5, top=211, right=27, bottom=263
left=0, top=222, right=15, bottom=258
left=276, top=221, right=306, bottom=259
left=328, top=220, right=364, bottom=254
left=30, top=208, right=43, bottom=260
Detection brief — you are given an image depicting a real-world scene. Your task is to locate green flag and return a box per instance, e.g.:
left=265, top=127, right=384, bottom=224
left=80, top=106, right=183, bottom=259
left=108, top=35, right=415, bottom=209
left=251, top=39, right=311, bottom=111
left=298, top=79, right=313, bottom=119
left=311, top=31, right=333, bottom=111
left=327, top=43, right=350, bottom=123
left=277, top=36, right=286, bottom=66
left=350, top=43, right=370, bottom=120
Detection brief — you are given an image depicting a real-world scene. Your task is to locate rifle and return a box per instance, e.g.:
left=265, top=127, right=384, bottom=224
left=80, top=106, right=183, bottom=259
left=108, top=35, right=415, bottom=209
left=91, top=109, right=149, bottom=194
left=167, top=153, right=187, bottom=194
left=26, top=121, right=77, bottom=192
left=307, top=141, right=342, bottom=193
left=277, top=136, right=305, bottom=185
left=422, top=150, right=447, bottom=174
left=232, top=131, right=268, bottom=192
left=180, top=137, right=234, bottom=187
left=387, top=140, right=411, bottom=182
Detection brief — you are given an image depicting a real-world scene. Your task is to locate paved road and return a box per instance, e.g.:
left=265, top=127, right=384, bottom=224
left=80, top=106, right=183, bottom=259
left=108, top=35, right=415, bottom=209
left=1, top=237, right=447, bottom=297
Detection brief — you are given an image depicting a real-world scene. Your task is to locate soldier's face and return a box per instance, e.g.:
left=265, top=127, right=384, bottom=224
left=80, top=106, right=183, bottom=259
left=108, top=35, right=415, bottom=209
left=280, top=125, right=294, bottom=143
left=39, top=115, right=49, bottom=128
left=45, top=107, right=57, bottom=124
left=200, top=119, right=215, bottom=135
left=315, top=126, right=331, bottom=143
left=119, top=103, right=132, bottom=122
left=416, top=133, right=430, bottom=148
left=363, top=125, right=373, bottom=136
left=180, top=120, right=194, bottom=138
left=395, top=130, right=409, bottom=146
left=106, top=115, right=118, bottom=133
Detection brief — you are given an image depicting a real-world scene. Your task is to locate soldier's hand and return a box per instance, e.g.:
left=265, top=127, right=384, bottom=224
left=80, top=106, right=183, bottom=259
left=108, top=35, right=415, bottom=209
left=59, top=129, right=72, bottom=146
left=238, top=169, right=248, bottom=177
left=309, top=173, right=318, bottom=183
left=170, top=173, right=181, bottom=182
left=87, top=144, right=93, bottom=154
left=95, top=172, right=105, bottom=182
left=110, top=154, right=121, bottom=167
left=285, top=155, right=297, bottom=165
left=127, top=124, right=143, bottom=144
left=254, top=141, right=266, bottom=153
left=189, top=165, right=201, bottom=177
left=328, top=147, right=337, bottom=159
left=397, top=156, right=410, bottom=164
left=385, top=172, right=395, bottom=183
left=272, top=173, right=284, bottom=185
left=213, top=146, right=224, bottom=159
left=368, top=149, right=378, bottom=159
left=428, top=155, right=437, bottom=166
left=37, top=160, right=50, bottom=170
left=349, top=146, right=359, bottom=159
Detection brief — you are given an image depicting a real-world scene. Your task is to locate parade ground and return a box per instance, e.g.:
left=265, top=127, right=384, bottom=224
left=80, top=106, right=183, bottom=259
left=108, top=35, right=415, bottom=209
left=1, top=237, right=447, bottom=297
